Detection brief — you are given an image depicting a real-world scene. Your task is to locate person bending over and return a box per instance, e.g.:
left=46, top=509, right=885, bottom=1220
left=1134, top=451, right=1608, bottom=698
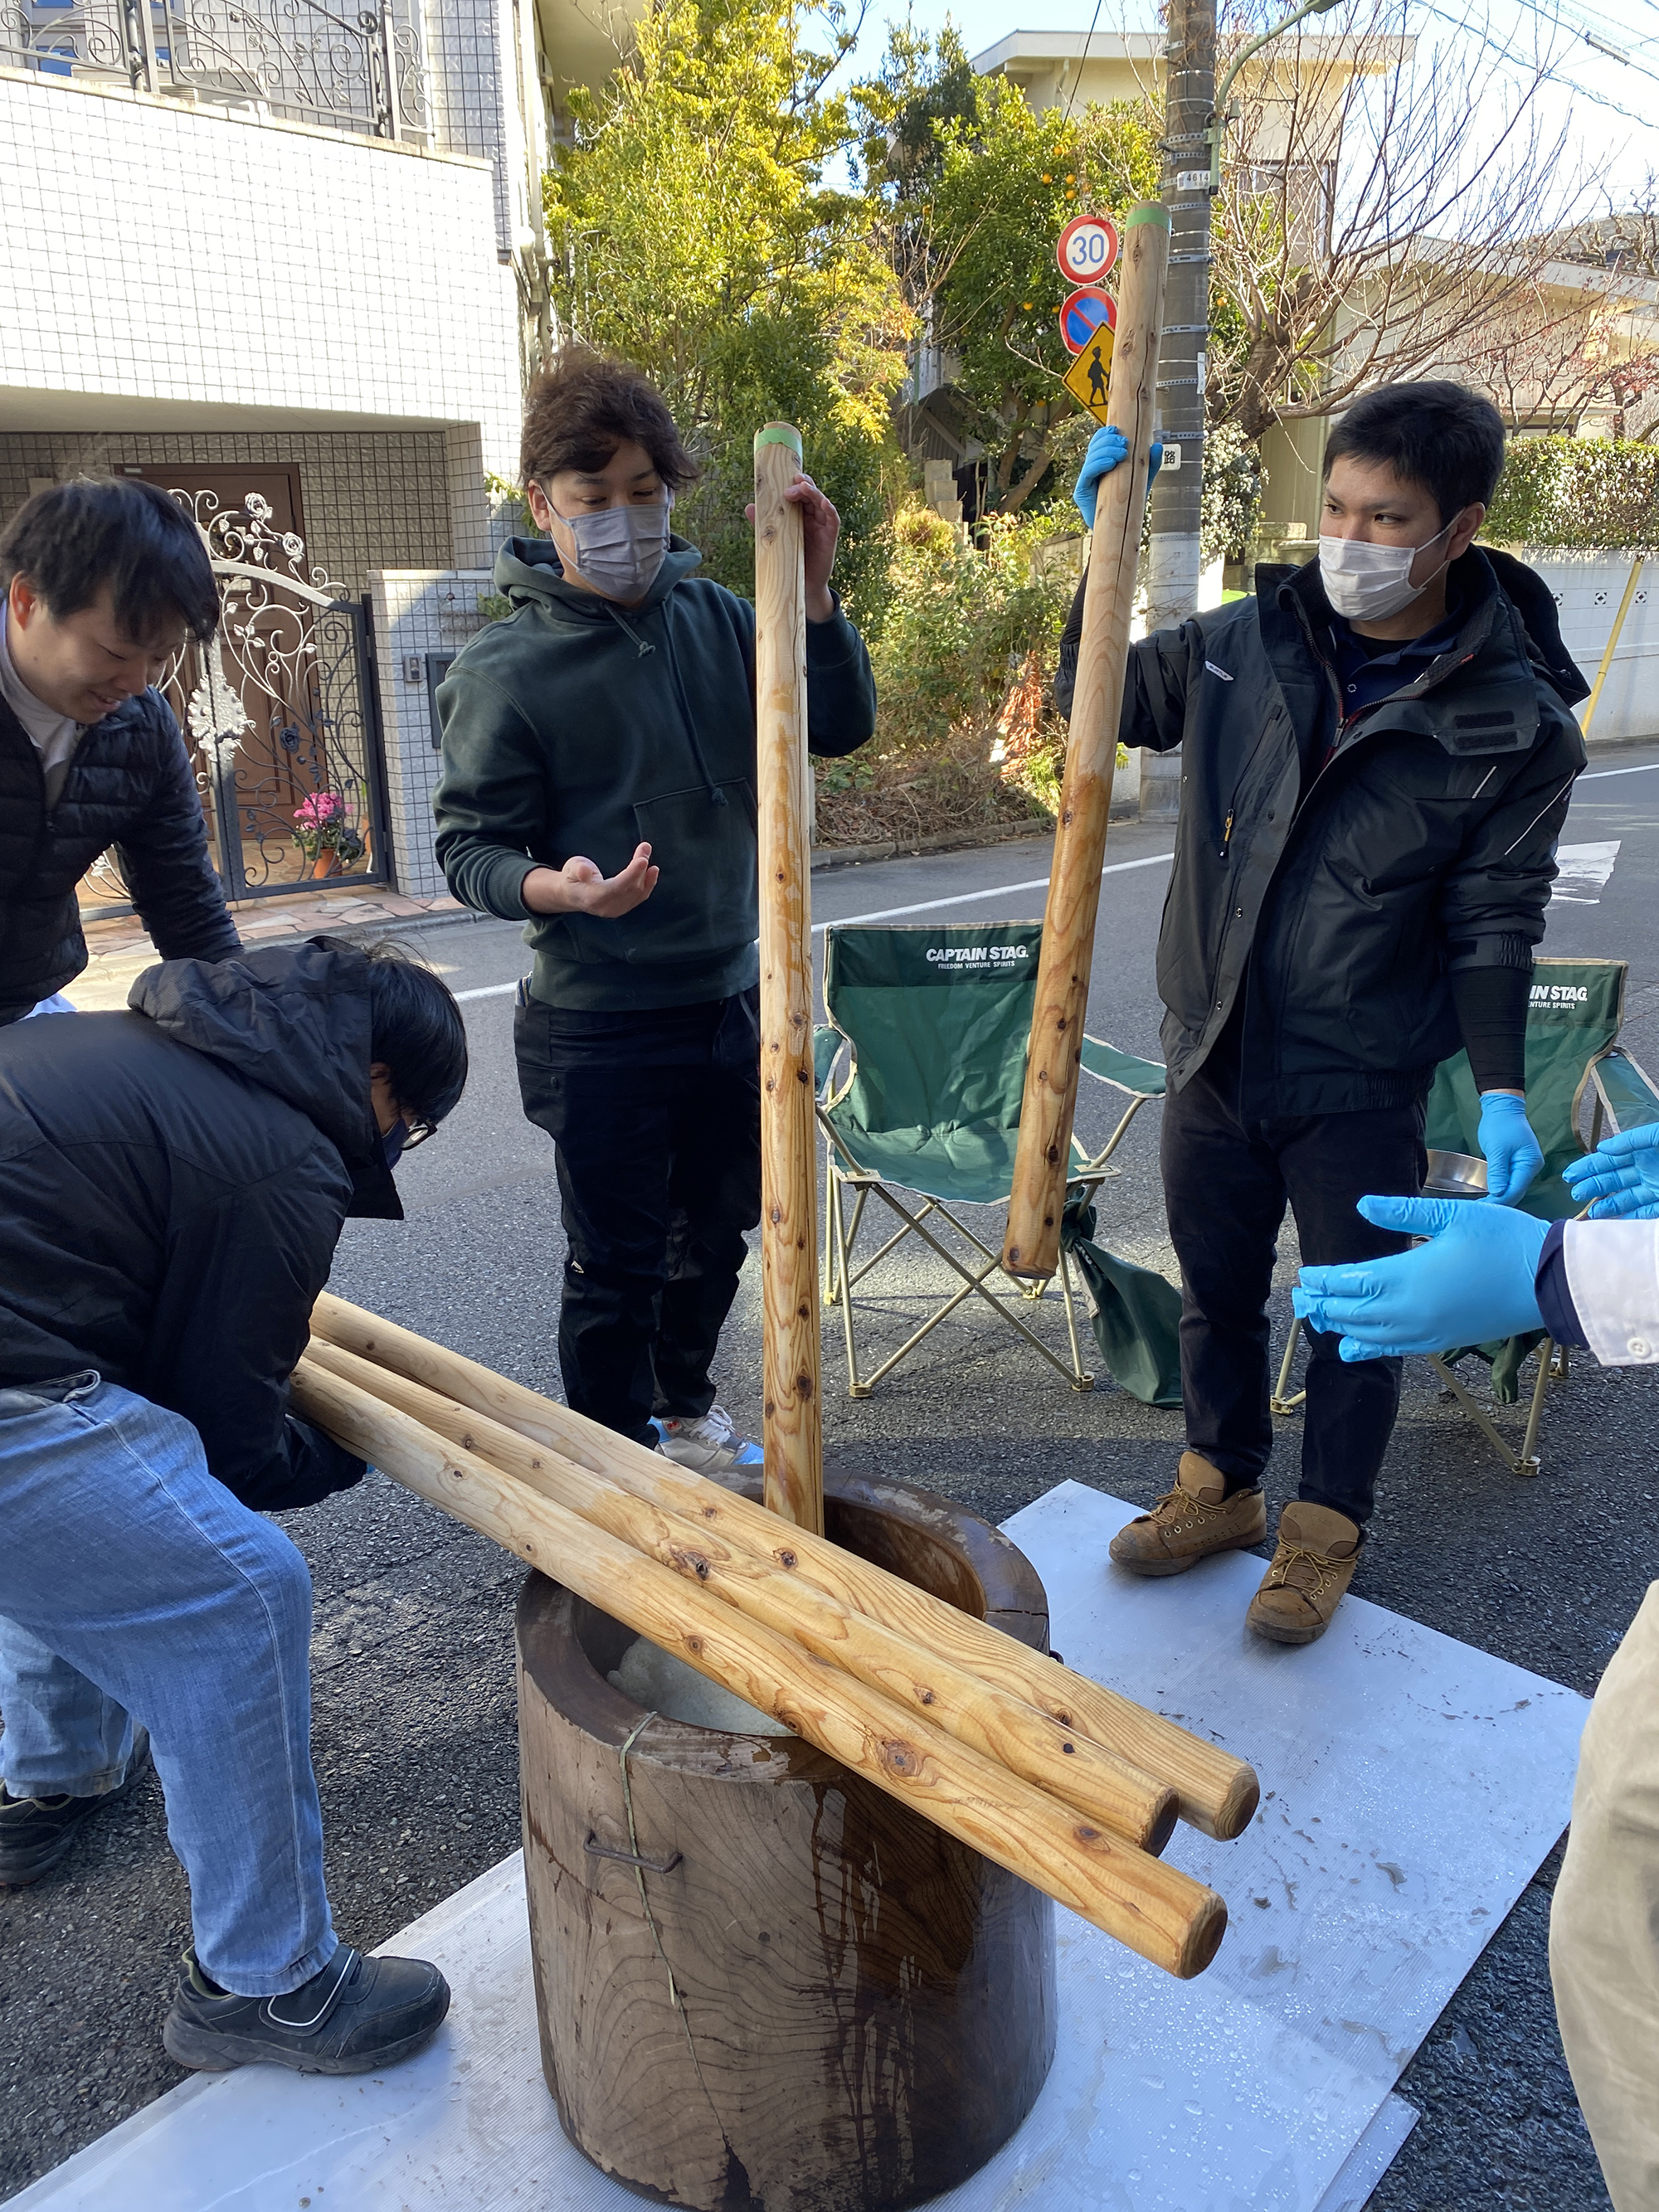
left=0, top=477, right=241, bottom=1022
left=435, top=352, right=876, bottom=1473
left=0, top=938, right=467, bottom=2075
left=1295, top=1125, right=1659, bottom=2212
left=1056, top=382, right=1587, bottom=1644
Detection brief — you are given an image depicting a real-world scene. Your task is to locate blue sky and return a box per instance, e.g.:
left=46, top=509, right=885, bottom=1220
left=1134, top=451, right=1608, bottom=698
left=822, top=0, right=1658, bottom=216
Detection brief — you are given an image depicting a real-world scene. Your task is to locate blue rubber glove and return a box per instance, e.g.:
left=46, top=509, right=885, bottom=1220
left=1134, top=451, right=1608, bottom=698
left=1292, top=1195, right=1549, bottom=1362
left=1562, top=1125, right=1659, bottom=1219
left=1073, top=425, right=1165, bottom=530
left=1476, top=1091, right=1544, bottom=1205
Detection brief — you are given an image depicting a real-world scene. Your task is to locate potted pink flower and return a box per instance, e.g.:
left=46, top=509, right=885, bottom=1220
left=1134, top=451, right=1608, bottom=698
left=292, top=790, right=365, bottom=879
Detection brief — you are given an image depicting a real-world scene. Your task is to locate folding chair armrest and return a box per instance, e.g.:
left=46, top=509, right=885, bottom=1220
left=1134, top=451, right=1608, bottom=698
left=1589, top=1046, right=1659, bottom=1137
left=1079, top=1034, right=1167, bottom=1098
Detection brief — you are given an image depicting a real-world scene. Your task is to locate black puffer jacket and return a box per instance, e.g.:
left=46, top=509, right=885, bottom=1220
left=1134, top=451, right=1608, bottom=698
left=1057, top=547, right=1587, bottom=1113
left=0, top=688, right=241, bottom=1022
left=0, top=940, right=401, bottom=1509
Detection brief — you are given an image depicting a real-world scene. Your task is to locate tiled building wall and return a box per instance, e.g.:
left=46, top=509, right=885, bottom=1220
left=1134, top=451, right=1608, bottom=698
left=369, top=568, right=493, bottom=896
left=0, top=71, right=522, bottom=500
left=423, top=0, right=514, bottom=250
left=0, top=429, right=454, bottom=595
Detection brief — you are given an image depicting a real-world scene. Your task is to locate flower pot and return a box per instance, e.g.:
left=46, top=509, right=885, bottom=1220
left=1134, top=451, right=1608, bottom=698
left=310, top=850, right=338, bottom=880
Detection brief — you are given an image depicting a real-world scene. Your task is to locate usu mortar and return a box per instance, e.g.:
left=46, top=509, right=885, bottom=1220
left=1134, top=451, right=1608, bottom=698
left=517, top=1469, right=1060, bottom=2212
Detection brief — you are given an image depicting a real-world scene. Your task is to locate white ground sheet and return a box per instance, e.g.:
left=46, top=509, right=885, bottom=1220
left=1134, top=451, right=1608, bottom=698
left=13, top=1480, right=1588, bottom=2212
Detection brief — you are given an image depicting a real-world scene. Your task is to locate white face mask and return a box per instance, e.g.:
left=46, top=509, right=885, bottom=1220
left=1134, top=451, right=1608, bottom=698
left=1317, top=516, right=1455, bottom=623
left=550, top=492, right=674, bottom=602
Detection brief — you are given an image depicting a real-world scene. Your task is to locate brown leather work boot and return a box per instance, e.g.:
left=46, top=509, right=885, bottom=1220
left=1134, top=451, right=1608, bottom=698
left=1246, top=1502, right=1361, bottom=1646
left=1108, top=1452, right=1267, bottom=1577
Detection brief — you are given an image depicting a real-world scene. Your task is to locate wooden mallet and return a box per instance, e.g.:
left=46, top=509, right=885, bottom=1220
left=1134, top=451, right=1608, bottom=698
left=1003, top=202, right=1171, bottom=1281
left=752, top=423, right=825, bottom=1535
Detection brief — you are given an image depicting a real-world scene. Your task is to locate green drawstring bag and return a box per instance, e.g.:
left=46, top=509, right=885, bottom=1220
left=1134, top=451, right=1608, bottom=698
left=1060, top=1193, right=1184, bottom=1409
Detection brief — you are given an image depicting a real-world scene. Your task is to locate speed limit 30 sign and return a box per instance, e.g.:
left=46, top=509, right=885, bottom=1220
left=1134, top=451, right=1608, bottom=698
left=1056, top=213, right=1120, bottom=285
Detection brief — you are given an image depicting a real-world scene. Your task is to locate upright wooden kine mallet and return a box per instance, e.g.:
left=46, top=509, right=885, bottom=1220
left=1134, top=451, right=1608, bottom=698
left=1003, top=202, right=1171, bottom=1281
left=752, top=424, right=825, bottom=1536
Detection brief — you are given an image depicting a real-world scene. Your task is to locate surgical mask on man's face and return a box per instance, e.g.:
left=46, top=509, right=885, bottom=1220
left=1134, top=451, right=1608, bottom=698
left=1317, top=516, right=1455, bottom=623
left=380, top=1117, right=409, bottom=1169
left=550, top=493, right=674, bottom=602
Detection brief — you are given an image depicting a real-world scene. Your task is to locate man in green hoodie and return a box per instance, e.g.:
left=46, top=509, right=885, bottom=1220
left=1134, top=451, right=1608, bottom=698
left=434, top=352, right=876, bottom=1471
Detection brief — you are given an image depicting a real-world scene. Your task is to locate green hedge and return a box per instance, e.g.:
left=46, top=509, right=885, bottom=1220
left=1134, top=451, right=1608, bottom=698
left=1484, top=436, right=1659, bottom=552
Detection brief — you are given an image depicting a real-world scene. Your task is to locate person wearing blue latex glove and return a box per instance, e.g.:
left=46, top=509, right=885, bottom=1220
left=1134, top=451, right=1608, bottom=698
left=1475, top=1089, right=1545, bottom=1204
left=1297, top=1198, right=1659, bottom=2212
left=1071, top=425, right=1164, bottom=532
left=1563, top=1122, right=1659, bottom=1218
left=1292, top=1194, right=1547, bottom=1359
left=1054, top=380, right=1589, bottom=1654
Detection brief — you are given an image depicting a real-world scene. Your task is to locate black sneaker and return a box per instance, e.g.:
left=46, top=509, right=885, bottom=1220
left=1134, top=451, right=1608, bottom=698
left=163, top=1943, right=450, bottom=2075
left=0, top=1728, right=151, bottom=1888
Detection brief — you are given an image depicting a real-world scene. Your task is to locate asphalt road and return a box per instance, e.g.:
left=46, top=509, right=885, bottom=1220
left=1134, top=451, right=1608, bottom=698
left=5, top=751, right=1659, bottom=2205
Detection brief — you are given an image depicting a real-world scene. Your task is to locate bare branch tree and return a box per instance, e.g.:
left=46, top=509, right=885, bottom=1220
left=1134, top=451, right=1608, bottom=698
left=1208, top=0, right=1588, bottom=440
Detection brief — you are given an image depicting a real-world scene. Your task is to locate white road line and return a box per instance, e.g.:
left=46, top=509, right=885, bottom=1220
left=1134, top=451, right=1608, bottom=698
left=452, top=851, right=1177, bottom=995
left=1550, top=839, right=1621, bottom=905
left=810, top=849, right=1175, bottom=933
left=1580, top=761, right=1659, bottom=780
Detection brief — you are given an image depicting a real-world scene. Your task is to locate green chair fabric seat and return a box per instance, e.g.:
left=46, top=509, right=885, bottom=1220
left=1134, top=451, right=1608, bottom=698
left=818, top=920, right=1171, bottom=1398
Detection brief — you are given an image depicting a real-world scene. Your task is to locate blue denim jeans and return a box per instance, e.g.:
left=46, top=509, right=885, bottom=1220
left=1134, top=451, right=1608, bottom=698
left=0, top=1374, right=337, bottom=1995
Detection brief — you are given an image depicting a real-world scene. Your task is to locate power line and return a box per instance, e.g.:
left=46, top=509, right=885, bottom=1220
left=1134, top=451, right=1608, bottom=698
left=1059, top=0, right=1106, bottom=122
left=1418, top=1, right=1659, bottom=130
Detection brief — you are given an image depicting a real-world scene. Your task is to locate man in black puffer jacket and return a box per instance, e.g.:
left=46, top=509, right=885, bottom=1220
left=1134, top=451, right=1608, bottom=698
left=1056, top=382, right=1586, bottom=1645
left=0, top=477, right=241, bottom=1021
left=0, top=938, right=468, bottom=2076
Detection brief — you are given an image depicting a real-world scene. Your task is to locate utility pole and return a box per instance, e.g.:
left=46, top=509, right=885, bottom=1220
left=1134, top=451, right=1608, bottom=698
left=1140, top=0, right=1216, bottom=823
left=1138, top=0, right=1343, bottom=822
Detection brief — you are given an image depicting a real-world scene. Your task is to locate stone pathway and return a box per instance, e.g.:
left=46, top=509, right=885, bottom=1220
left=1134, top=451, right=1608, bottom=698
left=70, top=885, right=477, bottom=1011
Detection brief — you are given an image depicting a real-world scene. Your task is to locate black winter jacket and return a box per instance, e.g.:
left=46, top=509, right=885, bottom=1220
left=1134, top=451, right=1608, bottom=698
left=0, top=941, right=401, bottom=1509
left=1056, top=548, right=1588, bottom=1113
left=0, top=688, right=241, bottom=1023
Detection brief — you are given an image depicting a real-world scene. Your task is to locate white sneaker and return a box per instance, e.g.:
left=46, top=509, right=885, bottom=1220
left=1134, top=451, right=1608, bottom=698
left=651, top=1405, right=764, bottom=1475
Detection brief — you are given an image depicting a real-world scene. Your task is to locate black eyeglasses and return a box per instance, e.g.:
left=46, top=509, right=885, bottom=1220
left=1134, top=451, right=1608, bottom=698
left=401, top=1118, right=437, bottom=1151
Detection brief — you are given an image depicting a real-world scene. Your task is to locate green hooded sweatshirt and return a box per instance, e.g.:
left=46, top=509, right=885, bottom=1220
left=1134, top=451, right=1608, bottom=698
left=433, top=536, right=877, bottom=1012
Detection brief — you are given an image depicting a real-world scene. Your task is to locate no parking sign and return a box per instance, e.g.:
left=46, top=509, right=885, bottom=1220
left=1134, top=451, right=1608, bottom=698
left=1058, top=286, right=1117, bottom=357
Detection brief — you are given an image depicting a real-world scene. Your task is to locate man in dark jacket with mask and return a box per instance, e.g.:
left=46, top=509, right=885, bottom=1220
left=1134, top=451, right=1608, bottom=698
left=1056, top=382, right=1585, bottom=1644
left=435, top=351, right=876, bottom=1473
left=0, top=477, right=242, bottom=1021
left=0, top=937, right=468, bottom=2074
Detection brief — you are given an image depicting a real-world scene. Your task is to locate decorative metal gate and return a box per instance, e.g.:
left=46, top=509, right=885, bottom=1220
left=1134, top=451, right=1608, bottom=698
left=175, top=489, right=391, bottom=902
left=80, top=490, right=392, bottom=913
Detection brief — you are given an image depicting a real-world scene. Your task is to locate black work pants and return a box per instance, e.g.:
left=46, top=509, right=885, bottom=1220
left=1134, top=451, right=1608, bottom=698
left=514, top=987, right=761, bottom=1448
left=1160, top=1055, right=1426, bottom=1528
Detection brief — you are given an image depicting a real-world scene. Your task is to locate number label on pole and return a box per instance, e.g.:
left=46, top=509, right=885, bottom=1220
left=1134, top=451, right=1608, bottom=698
left=1059, top=287, right=1117, bottom=357
left=1057, top=214, right=1120, bottom=285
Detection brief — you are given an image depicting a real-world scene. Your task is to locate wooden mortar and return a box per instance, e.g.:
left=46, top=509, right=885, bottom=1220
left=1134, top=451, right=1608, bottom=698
left=517, top=1470, right=1058, bottom=2211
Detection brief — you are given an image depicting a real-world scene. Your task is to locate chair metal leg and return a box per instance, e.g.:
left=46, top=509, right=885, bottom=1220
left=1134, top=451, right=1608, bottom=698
left=1270, top=1326, right=1306, bottom=1415
left=825, top=1166, right=868, bottom=1398
left=1056, top=1245, right=1095, bottom=1390
left=847, top=1186, right=1092, bottom=1390
left=1427, top=1349, right=1549, bottom=1479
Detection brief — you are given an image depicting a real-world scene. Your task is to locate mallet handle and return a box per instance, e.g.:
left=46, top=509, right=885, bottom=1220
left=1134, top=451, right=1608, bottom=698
left=1003, top=204, right=1171, bottom=1281
left=753, top=423, right=824, bottom=1535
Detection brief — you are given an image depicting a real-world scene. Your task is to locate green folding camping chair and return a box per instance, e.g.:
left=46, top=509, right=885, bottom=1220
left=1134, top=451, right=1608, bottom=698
left=1271, top=955, right=1637, bottom=1476
left=815, top=921, right=1166, bottom=1396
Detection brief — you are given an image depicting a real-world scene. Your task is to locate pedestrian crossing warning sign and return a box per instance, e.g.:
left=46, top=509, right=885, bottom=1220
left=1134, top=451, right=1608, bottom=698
left=1063, top=332, right=1115, bottom=422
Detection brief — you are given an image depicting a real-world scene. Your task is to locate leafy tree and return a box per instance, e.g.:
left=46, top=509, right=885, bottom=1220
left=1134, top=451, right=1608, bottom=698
left=542, top=0, right=912, bottom=602
left=859, top=56, right=1160, bottom=516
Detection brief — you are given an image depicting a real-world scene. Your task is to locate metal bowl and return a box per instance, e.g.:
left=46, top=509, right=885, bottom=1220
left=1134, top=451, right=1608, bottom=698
left=1423, top=1149, right=1488, bottom=1198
